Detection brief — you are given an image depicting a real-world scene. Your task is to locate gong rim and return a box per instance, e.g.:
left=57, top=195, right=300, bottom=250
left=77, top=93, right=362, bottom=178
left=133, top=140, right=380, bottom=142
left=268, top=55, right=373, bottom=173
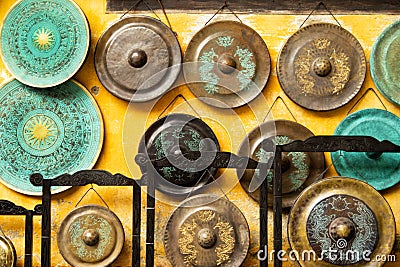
left=371, top=19, right=400, bottom=106
left=95, top=15, right=182, bottom=102
left=138, top=113, right=220, bottom=196
left=164, top=194, right=249, bottom=267
left=277, top=23, right=366, bottom=111
left=331, top=108, right=400, bottom=190
left=0, top=79, right=104, bottom=195
left=288, top=177, right=395, bottom=267
left=57, top=205, right=125, bottom=267
left=0, top=235, right=16, bottom=267
left=183, top=20, right=271, bottom=108
left=0, top=0, right=89, bottom=88
left=237, top=120, right=325, bottom=207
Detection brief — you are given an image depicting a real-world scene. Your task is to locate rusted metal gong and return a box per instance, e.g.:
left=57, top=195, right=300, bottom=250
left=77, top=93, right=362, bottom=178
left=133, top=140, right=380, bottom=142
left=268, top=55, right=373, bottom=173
left=277, top=23, right=366, bottom=111
left=164, top=194, right=249, bottom=267
left=57, top=205, right=124, bottom=267
left=95, top=16, right=182, bottom=102
left=183, top=20, right=271, bottom=108
left=0, top=235, right=16, bottom=267
left=237, top=120, right=325, bottom=208
left=289, top=177, right=395, bottom=267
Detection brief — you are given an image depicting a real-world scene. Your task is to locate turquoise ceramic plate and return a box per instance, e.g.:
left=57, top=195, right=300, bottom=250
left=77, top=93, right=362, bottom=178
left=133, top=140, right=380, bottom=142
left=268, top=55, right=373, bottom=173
left=371, top=20, right=400, bottom=105
left=0, top=79, right=103, bottom=195
left=331, top=109, right=400, bottom=190
left=0, top=0, right=89, bottom=88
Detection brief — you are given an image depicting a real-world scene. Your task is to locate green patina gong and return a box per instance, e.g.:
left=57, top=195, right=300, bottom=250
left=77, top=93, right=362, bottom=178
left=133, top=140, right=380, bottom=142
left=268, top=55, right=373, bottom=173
left=0, top=79, right=103, bottom=195
left=0, top=0, right=89, bottom=88
left=331, top=108, right=400, bottom=190
left=371, top=20, right=400, bottom=105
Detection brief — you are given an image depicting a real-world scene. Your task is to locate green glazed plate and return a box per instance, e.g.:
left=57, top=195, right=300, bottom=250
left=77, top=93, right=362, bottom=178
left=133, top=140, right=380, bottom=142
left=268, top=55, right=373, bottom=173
left=331, top=108, right=400, bottom=190
left=371, top=20, right=400, bottom=105
left=0, top=79, right=103, bottom=195
left=0, top=0, right=89, bottom=88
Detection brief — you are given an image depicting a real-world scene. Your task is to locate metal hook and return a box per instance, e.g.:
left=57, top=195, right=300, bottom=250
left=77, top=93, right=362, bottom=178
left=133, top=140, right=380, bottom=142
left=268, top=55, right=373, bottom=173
left=347, top=87, right=388, bottom=115
left=299, top=2, right=342, bottom=29
left=75, top=184, right=110, bottom=209
left=157, top=94, right=203, bottom=119
left=263, top=96, right=298, bottom=123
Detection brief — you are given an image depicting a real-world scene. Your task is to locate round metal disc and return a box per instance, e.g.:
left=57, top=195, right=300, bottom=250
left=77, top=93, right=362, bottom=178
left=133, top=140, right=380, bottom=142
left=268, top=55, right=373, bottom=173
left=95, top=16, right=182, bottom=102
left=237, top=120, right=325, bottom=207
left=277, top=23, right=366, bottom=111
left=288, top=177, right=395, bottom=267
left=371, top=20, right=400, bottom=105
left=164, top=194, right=249, bottom=267
left=0, top=0, right=89, bottom=88
left=0, top=79, right=103, bottom=195
left=183, top=20, right=271, bottom=108
left=331, top=108, right=400, bottom=190
left=58, top=205, right=124, bottom=267
left=0, top=235, right=16, bottom=267
left=138, top=113, right=220, bottom=196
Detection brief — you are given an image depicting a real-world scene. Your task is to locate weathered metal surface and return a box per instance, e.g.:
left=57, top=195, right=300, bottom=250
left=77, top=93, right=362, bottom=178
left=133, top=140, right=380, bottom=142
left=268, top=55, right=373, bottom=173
left=237, top=120, right=325, bottom=207
left=289, top=177, right=395, bottom=267
left=164, top=194, right=249, bottom=267
left=331, top=109, right=400, bottom=190
left=95, top=16, right=181, bottom=102
left=57, top=205, right=124, bottom=267
left=138, top=113, right=220, bottom=196
left=0, top=235, right=16, bottom=267
left=0, top=0, right=89, bottom=88
left=277, top=23, right=366, bottom=111
left=183, top=20, right=270, bottom=108
left=0, top=79, right=103, bottom=195
left=371, top=19, right=400, bottom=106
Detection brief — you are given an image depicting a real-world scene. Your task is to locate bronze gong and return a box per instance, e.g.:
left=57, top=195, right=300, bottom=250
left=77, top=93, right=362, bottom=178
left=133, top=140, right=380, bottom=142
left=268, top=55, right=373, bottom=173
left=277, top=23, right=366, bottom=111
left=0, top=235, right=16, bottom=267
left=164, top=194, right=249, bottom=267
left=57, top=205, right=125, bottom=266
left=288, top=177, right=395, bottom=267
left=95, top=16, right=182, bottom=102
left=183, top=20, right=271, bottom=108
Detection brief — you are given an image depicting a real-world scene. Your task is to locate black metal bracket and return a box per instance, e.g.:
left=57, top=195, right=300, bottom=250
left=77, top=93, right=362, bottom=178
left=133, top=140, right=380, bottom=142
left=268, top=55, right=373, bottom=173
left=0, top=200, right=42, bottom=267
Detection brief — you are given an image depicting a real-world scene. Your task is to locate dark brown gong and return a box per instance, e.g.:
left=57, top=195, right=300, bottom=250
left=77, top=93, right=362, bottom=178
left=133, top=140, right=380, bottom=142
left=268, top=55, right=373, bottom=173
left=237, top=120, right=325, bottom=208
left=183, top=20, right=271, bottom=108
left=95, top=16, right=182, bottom=102
left=288, top=177, right=395, bottom=267
left=277, top=23, right=366, bottom=111
left=164, top=194, right=249, bottom=267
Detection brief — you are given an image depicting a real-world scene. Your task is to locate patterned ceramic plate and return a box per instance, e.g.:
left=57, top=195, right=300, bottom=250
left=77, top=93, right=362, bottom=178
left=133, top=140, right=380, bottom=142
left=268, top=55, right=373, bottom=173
left=0, top=0, right=89, bottom=87
left=0, top=79, right=103, bottom=195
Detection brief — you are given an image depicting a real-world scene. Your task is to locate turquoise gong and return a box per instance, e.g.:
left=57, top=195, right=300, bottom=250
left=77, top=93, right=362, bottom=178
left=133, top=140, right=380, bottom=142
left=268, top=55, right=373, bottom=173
left=331, top=108, right=400, bottom=190
left=0, top=0, right=89, bottom=87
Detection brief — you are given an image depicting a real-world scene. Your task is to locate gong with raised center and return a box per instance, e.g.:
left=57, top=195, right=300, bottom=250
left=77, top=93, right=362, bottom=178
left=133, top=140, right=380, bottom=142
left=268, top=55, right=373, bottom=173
left=138, top=113, right=220, bottom=196
left=58, top=205, right=124, bottom=267
left=289, top=177, right=395, bottom=267
left=183, top=20, right=271, bottom=108
left=237, top=120, right=325, bottom=207
left=371, top=20, right=400, bottom=106
left=331, top=108, right=400, bottom=190
left=95, top=16, right=182, bottom=102
left=277, top=23, right=366, bottom=111
left=0, top=79, right=103, bottom=195
left=164, top=194, right=249, bottom=267
left=0, top=0, right=89, bottom=87
left=0, top=235, right=16, bottom=267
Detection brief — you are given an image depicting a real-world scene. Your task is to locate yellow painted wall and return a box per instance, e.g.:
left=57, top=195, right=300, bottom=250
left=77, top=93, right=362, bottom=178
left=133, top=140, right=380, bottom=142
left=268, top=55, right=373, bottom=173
left=0, top=0, right=399, bottom=266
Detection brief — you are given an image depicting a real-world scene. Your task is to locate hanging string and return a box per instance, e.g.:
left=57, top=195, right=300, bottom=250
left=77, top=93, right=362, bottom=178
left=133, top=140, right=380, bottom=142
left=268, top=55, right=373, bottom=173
left=263, top=96, right=298, bottom=122
left=205, top=0, right=242, bottom=26
left=121, top=0, right=161, bottom=21
left=347, top=87, right=388, bottom=115
left=299, top=1, right=342, bottom=29
left=185, top=169, right=229, bottom=200
left=75, top=184, right=110, bottom=209
left=156, top=0, right=175, bottom=33
left=157, top=94, right=202, bottom=119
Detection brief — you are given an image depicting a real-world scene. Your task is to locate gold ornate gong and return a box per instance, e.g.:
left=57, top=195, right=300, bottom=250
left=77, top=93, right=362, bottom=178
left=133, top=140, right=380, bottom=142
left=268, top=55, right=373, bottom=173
left=277, top=23, right=366, bottom=111
left=288, top=177, right=395, bottom=267
left=0, top=235, right=16, bottom=267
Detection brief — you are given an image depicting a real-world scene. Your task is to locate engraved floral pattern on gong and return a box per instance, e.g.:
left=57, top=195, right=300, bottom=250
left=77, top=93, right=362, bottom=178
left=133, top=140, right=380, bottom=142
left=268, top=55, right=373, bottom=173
left=199, top=36, right=256, bottom=94
left=294, top=38, right=351, bottom=96
left=255, top=136, right=309, bottom=192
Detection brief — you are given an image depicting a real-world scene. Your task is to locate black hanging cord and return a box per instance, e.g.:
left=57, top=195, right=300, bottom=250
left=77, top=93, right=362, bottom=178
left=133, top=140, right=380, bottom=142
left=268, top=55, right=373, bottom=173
left=263, top=96, right=298, bottom=122
left=157, top=94, right=203, bottom=119
left=347, top=87, right=388, bottom=115
left=205, top=0, right=242, bottom=26
left=299, top=1, right=342, bottom=29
